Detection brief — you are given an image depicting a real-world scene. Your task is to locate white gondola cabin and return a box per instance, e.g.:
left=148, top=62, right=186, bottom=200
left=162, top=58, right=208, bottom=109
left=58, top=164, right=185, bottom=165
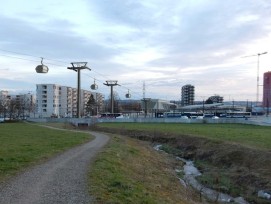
left=91, top=79, right=98, bottom=90
left=35, top=58, right=49, bottom=73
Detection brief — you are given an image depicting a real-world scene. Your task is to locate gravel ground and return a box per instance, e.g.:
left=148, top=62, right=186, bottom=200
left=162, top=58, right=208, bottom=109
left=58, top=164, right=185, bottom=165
left=0, top=131, right=109, bottom=204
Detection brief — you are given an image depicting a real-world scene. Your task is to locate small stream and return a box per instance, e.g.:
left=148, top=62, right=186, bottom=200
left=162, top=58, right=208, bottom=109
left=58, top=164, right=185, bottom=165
left=154, top=144, right=249, bottom=204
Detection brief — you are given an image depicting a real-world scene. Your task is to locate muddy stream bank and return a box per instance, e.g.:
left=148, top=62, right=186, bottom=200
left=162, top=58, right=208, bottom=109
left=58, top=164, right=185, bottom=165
left=90, top=126, right=271, bottom=204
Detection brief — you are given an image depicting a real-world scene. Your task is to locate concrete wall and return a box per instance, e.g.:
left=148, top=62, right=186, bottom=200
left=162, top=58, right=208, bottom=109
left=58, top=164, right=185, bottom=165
left=27, top=116, right=271, bottom=126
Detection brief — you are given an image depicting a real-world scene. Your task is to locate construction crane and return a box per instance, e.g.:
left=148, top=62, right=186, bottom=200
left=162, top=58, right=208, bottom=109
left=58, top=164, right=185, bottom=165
left=242, top=52, right=268, bottom=106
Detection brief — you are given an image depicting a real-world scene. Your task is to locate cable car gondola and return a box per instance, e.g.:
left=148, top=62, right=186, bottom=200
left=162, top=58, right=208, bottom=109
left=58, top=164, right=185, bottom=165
left=125, top=89, right=131, bottom=98
left=91, top=79, right=98, bottom=90
left=35, top=58, right=49, bottom=73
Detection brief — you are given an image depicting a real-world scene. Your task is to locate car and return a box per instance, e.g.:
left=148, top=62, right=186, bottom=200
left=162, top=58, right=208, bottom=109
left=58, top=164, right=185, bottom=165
left=212, top=116, right=219, bottom=119
left=0, top=118, right=5, bottom=123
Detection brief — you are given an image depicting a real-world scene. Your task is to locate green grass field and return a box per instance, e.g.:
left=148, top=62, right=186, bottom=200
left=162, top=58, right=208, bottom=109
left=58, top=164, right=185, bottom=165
left=97, top=123, right=271, bottom=150
left=88, top=134, right=192, bottom=204
left=0, top=122, right=92, bottom=181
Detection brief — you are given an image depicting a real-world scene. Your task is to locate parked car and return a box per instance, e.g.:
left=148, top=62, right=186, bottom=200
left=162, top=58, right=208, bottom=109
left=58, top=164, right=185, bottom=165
left=0, top=118, right=5, bottom=123
left=212, top=116, right=219, bottom=119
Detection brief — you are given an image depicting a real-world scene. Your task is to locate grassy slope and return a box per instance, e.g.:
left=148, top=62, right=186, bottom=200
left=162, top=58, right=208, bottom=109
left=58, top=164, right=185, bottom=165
left=97, top=123, right=271, bottom=150
left=0, top=122, right=91, bottom=181
left=88, top=134, right=196, bottom=204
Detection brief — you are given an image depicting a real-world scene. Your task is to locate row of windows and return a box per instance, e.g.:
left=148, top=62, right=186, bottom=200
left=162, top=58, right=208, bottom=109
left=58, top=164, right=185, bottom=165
left=37, top=85, right=62, bottom=90
left=42, top=104, right=62, bottom=107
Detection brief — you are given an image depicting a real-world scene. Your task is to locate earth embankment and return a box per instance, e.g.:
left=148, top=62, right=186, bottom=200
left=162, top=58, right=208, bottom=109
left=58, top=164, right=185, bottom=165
left=92, top=126, right=271, bottom=204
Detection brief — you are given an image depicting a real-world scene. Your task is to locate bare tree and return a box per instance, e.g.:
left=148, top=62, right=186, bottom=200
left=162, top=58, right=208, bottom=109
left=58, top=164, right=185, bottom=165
left=105, top=91, right=122, bottom=113
left=86, top=94, right=97, bottom=116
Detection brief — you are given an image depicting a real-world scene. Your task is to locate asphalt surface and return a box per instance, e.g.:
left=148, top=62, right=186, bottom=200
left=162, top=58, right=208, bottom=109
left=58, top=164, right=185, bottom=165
left=0, top=131, right=110, bottom=204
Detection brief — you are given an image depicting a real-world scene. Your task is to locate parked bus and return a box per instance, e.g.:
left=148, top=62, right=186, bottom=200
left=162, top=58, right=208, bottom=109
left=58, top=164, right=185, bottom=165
left=226, top=112, right=251, bottom=118
left=100, top=113, right=123, bottom=118
left=163, top=112, right=203, bottom=118
left=163, top=112, right=182, bottom=118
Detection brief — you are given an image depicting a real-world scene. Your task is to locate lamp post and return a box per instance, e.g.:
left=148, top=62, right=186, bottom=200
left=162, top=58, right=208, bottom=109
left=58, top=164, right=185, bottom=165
left=67, top=62, right=91, bottom=118
left=242, top=52, right=268, bottom=107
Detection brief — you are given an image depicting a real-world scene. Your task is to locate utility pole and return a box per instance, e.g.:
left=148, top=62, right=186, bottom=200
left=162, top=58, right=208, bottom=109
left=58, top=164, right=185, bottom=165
left=67, top=62, right=91, bottom=118
left=103, top=80, right=119, bottom=113
left=142, top=98, right=151, bottom=118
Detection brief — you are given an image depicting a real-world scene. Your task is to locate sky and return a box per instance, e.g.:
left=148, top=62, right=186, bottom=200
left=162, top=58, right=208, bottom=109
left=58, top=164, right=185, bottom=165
left=0, top=0, right=270, bottom=102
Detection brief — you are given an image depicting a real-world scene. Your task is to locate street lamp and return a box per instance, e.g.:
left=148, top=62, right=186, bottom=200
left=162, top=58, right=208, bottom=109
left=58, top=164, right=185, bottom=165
left=242, top=52, right=268, bottom=107
left=67, top=62, right=91, bottom=118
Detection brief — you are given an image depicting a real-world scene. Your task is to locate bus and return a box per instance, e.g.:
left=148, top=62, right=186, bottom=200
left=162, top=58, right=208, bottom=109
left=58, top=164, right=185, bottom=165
left=226, top=112, right=251, bottom=118
left=100, top=113, right=123, bottom=118
left=163, top=112, right=203, bottom=118
left=163, top=112, right=182, bottom=118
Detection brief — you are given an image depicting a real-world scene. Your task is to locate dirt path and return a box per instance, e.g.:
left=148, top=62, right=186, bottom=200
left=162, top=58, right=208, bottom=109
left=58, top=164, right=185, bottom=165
left=0, top=131, right=110, bottom=204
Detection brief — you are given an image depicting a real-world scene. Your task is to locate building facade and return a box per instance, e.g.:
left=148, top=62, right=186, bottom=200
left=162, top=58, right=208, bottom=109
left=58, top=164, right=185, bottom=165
left=263, top=71, right=271, bottom=108
left=181, top=84, right=195, bottom=106
left=36, top=84, right=104, bottom=118
left=206, top=95, right=224, bottom=104
left=0, top=91, right=35, bottom=118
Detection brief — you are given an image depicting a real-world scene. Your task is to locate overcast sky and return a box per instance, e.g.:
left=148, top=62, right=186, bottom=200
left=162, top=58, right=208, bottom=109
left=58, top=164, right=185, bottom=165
left=0, top=0, right=270, bottom=102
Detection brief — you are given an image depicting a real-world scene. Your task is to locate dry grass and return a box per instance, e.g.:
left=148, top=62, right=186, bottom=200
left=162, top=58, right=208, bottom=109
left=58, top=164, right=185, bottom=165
left=89, top=134, right=201, bottom=204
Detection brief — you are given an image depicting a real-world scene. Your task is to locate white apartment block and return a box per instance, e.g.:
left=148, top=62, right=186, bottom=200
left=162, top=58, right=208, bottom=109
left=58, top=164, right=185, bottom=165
left=36, top=84, right=104, bottom=118
left=0, top=90, right=35, bottom=118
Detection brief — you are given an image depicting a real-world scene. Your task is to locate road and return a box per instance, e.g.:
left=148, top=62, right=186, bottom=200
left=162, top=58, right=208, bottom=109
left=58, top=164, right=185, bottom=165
left=0, top=131, right=110, bottom=204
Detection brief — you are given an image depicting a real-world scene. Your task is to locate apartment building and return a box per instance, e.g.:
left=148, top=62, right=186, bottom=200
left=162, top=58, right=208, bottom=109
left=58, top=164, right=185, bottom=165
left=181, top=84, right=195, bottom=106
left=36, top=84, right=104, bottom=118
left=0, top=90, right=35, bottom=118
left=263, top=71, right=271, bottom=108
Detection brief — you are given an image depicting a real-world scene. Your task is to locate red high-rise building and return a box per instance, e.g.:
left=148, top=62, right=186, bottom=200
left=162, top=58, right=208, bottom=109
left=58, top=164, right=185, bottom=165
left=263, top=71, right=271, bottom=107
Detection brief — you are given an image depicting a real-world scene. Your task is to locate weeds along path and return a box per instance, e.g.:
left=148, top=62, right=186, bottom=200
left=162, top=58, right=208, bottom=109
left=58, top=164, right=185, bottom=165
left=0, top=130, right=110, bottom=204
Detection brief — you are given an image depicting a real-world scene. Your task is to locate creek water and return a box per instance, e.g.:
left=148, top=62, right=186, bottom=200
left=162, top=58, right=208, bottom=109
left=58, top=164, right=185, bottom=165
left=176, top=157, right=249, bottom=203
left=154, top=145, right=249, bottom=204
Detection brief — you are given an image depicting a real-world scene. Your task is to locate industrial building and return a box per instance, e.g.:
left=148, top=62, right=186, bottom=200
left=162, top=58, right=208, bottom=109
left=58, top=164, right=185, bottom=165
left=206, top=95, right=224, bottom=103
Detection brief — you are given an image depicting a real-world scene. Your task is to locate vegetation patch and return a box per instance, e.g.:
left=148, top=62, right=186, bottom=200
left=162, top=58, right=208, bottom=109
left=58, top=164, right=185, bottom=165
left=0, top=122, right=92, bottom=181
left=96, top=123, right=271, bottom=150
left=88, top=134, right=198, bottom=204
left=92, top=123, right=271, bottom=203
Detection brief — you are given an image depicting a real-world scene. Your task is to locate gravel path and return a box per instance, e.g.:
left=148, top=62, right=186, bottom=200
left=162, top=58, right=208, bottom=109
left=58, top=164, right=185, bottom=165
left=0, top=131, right=110, bottom=204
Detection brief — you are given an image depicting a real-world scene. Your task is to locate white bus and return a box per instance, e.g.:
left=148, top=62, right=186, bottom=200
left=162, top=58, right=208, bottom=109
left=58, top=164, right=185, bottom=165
left=226, top=112, right=251, bottom=118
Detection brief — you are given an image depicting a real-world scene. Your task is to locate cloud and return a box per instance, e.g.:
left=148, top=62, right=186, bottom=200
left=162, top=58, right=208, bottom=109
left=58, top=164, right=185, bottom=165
left=0, top=0, right=271, bottom=101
